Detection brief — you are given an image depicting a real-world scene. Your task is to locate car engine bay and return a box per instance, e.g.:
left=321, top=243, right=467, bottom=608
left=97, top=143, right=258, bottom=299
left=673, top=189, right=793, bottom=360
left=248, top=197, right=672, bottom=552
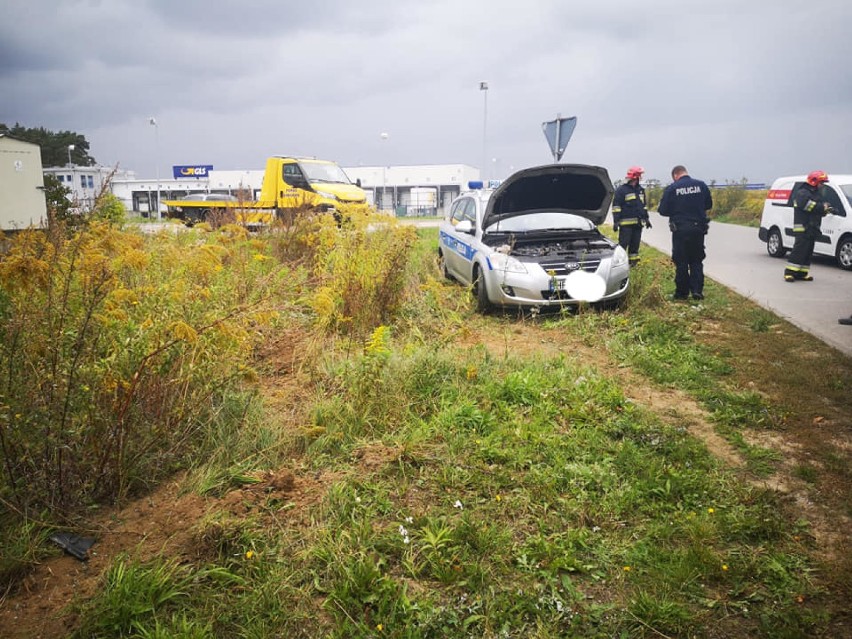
left=486, top=232, right=616, bottom=274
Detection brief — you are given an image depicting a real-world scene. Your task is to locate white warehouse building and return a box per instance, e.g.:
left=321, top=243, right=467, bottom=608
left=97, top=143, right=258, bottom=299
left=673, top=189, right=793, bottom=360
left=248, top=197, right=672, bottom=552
left=109, top=163, right=481, bottom=217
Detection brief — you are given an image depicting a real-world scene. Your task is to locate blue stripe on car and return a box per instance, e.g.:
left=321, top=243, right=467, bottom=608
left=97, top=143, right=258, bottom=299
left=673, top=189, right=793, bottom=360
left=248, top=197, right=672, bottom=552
left=440, top=230, right=477, bottom=261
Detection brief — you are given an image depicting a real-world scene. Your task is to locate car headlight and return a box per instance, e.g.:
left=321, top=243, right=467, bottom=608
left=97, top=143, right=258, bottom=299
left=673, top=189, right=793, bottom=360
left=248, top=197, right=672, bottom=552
left=316, top=190, right=339, bottom=201
left=490, top=252, right=528, bottom=274
left=611, top=245, right=629, bottom=268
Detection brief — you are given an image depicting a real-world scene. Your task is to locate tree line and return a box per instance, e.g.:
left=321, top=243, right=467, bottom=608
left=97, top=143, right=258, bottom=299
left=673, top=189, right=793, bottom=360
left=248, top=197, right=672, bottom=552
left=1, top=122, right=97, bottom=168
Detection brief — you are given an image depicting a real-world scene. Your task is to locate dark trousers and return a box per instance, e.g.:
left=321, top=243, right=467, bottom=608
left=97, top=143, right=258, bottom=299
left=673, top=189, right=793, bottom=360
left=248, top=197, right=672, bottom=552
left=785, top=230, right=817, bottom=278
left=618, top=224, right=643, bottom=262
left=671, top=230, right=705, bottom=297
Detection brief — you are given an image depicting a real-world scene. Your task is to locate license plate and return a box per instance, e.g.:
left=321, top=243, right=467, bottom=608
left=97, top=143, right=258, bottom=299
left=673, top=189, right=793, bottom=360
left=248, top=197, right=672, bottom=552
left=548, top=278, right=566, bottom=292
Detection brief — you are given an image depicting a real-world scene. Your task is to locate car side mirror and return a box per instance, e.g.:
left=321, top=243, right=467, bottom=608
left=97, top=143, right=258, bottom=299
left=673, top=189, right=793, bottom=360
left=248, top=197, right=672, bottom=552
left=355, top=178, right=362, bottom=188
left=455, top=220, right=474, bottom=234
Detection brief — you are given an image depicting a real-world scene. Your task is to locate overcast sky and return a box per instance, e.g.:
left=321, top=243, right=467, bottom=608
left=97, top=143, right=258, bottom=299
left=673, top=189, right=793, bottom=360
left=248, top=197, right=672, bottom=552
left=2, top=0, right=851, bottom=184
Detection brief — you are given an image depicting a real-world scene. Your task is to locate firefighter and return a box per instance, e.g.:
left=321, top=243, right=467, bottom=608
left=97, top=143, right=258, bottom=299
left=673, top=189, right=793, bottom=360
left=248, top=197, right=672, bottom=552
left=658, top=165, right=713, bottom=300
left=612, top=166, right=650, bottom=265
left=784, top=170, right=832, bottom=282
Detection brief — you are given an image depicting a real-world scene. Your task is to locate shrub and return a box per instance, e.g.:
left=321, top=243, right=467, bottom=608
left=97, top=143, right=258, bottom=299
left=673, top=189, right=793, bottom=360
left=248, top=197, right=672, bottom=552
left=311, top=214, right=417, bottom=336
left=0, top=223, right=284, bottom=512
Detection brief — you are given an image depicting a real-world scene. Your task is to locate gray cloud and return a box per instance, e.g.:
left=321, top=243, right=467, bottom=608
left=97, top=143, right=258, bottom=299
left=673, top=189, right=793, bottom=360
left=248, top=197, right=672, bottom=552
left=2, top=0, right=851, bottom=184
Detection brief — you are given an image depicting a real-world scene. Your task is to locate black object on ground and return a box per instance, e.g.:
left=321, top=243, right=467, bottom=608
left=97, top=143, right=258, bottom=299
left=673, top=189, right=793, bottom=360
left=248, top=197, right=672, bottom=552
left=49, top=532, right=96, bottom=561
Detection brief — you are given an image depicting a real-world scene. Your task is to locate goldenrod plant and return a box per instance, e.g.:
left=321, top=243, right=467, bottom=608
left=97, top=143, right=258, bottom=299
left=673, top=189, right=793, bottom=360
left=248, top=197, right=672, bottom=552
left=0, top=222, right=286, bottom=513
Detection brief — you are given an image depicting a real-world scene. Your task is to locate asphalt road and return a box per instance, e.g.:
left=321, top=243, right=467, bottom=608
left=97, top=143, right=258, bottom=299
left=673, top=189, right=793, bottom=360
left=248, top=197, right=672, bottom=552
left=638, top=212, right=852, bottom=358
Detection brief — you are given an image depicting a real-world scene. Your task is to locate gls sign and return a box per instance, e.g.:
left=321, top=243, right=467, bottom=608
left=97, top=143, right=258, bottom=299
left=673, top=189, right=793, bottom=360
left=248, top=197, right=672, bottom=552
left=173, top=165, right=213, bottom=179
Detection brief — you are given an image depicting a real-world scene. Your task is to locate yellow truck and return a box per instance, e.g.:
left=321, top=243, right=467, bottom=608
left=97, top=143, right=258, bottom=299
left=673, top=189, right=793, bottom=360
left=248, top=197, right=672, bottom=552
left=163, top=156, right=368, bottom=225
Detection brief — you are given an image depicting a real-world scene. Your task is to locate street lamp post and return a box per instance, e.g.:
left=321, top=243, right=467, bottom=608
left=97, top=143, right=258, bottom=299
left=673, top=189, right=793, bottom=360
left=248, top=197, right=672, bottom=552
left=148, top=117, right=160, bottom=220
left=479, top=81, right=488, bottom=183
left=67, top=144, right=75, bottom=167
left=380, top=132, right=389, bottom=212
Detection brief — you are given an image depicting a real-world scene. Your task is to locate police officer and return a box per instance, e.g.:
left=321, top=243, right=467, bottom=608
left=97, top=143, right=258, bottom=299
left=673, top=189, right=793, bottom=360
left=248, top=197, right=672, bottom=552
left=612, top=166, right=650, bottom=265
left=784, top=170, right=832, bottom=282
left=658, top=165, right=713, bottom=300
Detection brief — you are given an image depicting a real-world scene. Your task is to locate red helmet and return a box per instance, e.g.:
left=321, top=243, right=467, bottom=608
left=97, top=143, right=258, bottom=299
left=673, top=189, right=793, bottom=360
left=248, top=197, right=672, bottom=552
left=806, top=170, right=829, bottom=187
left=626, top=166, right=644, bottom=180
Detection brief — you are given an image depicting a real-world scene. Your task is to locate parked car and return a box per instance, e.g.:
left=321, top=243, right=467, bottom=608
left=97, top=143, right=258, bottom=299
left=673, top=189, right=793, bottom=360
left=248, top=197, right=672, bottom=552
left=169, top=193, right=240, bottom=225
left=759, top=174, right=852, bottom=270
left=438, top=164, right=630, bottom=312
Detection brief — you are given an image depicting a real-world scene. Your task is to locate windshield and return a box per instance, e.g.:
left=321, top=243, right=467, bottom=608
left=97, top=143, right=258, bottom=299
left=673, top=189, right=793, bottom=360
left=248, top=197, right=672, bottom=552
left=299, top=161, right=351, bottom=184
left=840, top=184, right=852, bottom=208
left=485, top=212, right=595, bottom=234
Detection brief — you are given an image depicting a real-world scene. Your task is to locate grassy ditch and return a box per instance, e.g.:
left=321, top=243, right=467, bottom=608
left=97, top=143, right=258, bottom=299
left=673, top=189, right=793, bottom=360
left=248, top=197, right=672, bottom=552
left=1, top=222, right=850, bottom=638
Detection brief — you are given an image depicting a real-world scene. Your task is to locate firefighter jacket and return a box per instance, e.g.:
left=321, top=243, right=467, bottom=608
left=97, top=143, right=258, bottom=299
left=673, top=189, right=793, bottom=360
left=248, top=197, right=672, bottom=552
left=658, top=174, right=713, bottom=232
left=792, top=183, right=830, bottom=238
left=612, top=182, right=647, bottom=226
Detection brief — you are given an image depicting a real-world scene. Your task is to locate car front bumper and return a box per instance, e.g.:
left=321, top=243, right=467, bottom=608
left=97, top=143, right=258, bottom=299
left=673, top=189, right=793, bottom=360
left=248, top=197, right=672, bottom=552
left=483, top=261, right=630, bottom=307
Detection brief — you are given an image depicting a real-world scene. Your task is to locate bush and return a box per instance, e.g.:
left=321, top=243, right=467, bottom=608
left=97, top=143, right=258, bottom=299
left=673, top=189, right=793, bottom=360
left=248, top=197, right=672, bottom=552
left=0, top=224, right=284, bottom=513
left=310, top=212, right=418, bottom=336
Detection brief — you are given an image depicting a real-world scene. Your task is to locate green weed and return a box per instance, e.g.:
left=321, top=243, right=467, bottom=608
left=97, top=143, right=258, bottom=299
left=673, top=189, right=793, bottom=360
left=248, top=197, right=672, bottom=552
left=73, top=556, right=193, bottom=638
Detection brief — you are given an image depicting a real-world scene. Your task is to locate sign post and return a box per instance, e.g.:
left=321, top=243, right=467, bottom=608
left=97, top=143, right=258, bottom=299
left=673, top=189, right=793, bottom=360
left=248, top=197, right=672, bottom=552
left=541, top=114, right=577, bottom=162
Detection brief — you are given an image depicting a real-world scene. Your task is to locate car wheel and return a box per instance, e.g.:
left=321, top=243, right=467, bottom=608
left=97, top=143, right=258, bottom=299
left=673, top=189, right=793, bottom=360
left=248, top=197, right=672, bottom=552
left=766, top=227, right=786, bottom=258
left=473, top=265, right=492, bottom=313
left=836, top=235, right=852, bottom=271
left=437, top=250, right=454, bottom=281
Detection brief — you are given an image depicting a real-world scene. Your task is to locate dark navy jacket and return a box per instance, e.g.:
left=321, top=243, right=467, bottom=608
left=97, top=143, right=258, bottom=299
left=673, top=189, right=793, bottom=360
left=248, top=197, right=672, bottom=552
left=792, top=183, right=829, bottom=235
left=658, top=175, right=713, bottom=229
left=612, top=182, right=647, bottom=225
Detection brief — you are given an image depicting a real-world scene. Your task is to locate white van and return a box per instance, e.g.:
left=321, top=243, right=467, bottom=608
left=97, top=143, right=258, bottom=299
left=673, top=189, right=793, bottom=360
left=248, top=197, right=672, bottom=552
left=758, top=174, right=852, bottom=270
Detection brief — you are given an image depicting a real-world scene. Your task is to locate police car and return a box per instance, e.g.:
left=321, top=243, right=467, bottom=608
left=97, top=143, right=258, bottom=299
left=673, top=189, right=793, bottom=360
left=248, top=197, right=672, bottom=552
left=438, top=164, right=630, bottom=312
left=759, top=174, right=852, bottom=270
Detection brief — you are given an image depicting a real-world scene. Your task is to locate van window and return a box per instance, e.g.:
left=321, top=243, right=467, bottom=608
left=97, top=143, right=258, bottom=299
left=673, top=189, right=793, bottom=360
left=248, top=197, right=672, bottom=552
left=839, top=185, right=852, bottom=211
left=821, top=185, right=845, bottom=217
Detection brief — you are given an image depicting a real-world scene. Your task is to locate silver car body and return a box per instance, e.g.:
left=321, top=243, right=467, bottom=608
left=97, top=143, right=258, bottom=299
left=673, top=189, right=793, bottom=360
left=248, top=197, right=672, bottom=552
left=438, top=164, right=630, bottom=310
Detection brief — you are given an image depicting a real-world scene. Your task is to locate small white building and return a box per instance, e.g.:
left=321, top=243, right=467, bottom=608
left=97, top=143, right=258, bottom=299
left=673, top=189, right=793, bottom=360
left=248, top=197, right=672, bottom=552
left=0, top=134, right=47, bottom=230
left=42, top=164, right=133, bottom=210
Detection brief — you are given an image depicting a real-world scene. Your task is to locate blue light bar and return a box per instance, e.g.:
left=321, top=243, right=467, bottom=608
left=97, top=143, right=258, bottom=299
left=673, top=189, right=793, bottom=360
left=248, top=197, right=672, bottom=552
left=467, top=180, right=484, bottom=190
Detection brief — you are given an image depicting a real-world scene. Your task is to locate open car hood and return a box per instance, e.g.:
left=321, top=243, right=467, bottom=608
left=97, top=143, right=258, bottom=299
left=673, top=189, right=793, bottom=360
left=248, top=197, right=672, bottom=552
left=482, top=164, right=614, bottom=229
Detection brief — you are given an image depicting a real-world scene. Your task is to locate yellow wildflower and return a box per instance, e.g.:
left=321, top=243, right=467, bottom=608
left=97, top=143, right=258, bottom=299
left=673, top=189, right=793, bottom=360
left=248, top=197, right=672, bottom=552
left=245, top=550, right=254, bottom=559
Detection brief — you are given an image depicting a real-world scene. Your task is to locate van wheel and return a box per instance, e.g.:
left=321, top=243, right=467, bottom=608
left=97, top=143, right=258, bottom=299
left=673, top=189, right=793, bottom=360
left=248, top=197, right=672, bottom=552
left=473, top=265, right=492, bottom=313
left=836, top=236, right=852, bottom=271
left=766, top=227, right=786, bottom=258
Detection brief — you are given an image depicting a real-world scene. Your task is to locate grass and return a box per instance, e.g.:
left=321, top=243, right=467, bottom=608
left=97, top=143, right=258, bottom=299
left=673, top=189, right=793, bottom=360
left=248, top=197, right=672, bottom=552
left=67, top=342, right=825, bottom=637
left=2, top=221, right=851, bottom=638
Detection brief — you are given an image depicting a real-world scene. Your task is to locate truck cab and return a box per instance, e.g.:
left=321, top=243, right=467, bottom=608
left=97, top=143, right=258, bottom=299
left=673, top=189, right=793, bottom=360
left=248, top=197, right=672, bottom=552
left=257, top=156, right=368, bottom=215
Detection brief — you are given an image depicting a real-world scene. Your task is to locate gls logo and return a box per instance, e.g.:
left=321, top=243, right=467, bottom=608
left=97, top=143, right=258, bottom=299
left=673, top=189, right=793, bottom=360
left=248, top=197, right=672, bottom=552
left=173, top=165, right=214, bottom=179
